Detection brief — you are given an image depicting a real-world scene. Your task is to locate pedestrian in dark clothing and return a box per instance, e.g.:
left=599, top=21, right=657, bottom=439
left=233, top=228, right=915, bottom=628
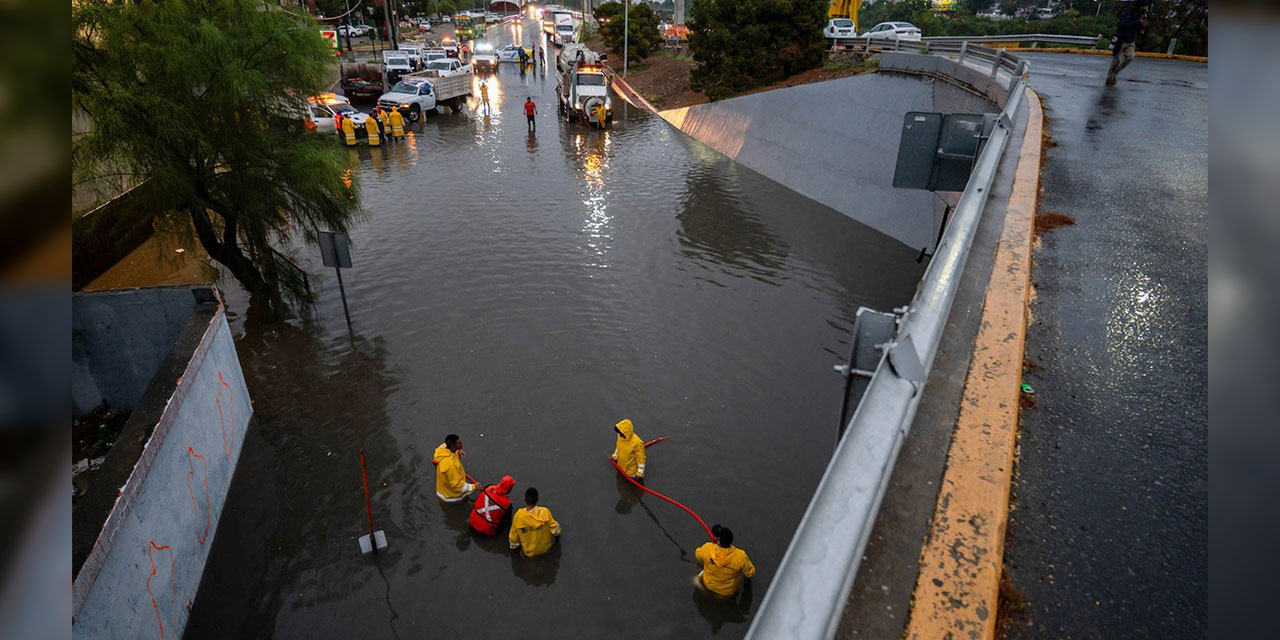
left=524, top=97, right=536, bottom=132
left=1107, top=0, right=1150, bottom=85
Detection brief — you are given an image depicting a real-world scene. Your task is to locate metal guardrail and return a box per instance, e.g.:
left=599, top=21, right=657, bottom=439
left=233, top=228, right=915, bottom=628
left=744, top=54, right=1031, bottom=639
left=833, top=32, right=1101, bottom=53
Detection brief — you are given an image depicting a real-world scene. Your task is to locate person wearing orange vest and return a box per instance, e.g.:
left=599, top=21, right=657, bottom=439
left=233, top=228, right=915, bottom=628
left=509, top=487, right=561, bottom=557
left=432, top=434, right=476, bottom=502
left=695, top=525, right=756, bottom=596
left=611, top=418, right=646, bottom=479
left=468, top=475, right=516, bottom=536
left=364, top=115, right=381, bottom=146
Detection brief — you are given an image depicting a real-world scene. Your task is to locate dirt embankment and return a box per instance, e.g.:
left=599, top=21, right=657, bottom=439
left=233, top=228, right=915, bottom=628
left=586, top=38, right=877, bottom=111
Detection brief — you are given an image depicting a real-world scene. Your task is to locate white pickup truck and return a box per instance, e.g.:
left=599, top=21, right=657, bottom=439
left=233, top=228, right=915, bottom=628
left=377, top=69, right=473, bottom=120
left=422, top=57, right=472, bottom=77
left=382, top=50, right=414, bottom=84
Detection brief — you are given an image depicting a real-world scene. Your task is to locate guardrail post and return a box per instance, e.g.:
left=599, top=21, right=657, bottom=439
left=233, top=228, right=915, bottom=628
left=959, top=41, right=969, bottom=64
left=990, top=48, right=1004, bottom=79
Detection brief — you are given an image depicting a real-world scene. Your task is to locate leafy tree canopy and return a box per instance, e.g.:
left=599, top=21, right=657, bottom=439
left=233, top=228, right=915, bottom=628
left=688, top=0, right=829, bottom=100
left=73, top=0, right=361, bottom=299
left=597, top=2, right=663, bottom=64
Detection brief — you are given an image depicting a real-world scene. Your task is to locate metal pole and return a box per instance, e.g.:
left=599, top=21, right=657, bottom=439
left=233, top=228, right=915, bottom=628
left=335, top=265, right=353, bottom=329
left=623, top=0, right=628, bottom=77
left=382, top=0, right=397, bottom=50
left=344, top=0, right=354, bottom=54
left=360, top=450, right=377, bottom=555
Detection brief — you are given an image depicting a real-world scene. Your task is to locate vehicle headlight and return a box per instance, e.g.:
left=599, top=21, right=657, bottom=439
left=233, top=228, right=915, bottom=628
left=399, top=103, right=410, bottom=108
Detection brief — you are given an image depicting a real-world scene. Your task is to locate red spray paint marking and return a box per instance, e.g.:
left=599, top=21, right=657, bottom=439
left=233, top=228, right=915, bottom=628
left=215, top=372, right=235, bottom=458
left=186, top=446, right=211, bottom=545
left=146, top=541, right=176, bottom=640
left=610, top=435, right=715, bottom=540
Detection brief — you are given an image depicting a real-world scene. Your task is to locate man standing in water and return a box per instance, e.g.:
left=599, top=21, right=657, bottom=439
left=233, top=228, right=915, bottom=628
left=524, top=96, right=537, bottom=132
left=695, top=525, right=756, bottom=596
left=611, top=418, right=646, bottom=479
left=509, top=487, right=561, bottom=556
left=433, top=434, right=476, bottom=502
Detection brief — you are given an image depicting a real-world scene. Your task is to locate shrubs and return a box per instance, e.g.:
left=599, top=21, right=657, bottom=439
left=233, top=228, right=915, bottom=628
left=595, top=2, right=662, bottom=64
left=688, top=0, right=829, bottom=100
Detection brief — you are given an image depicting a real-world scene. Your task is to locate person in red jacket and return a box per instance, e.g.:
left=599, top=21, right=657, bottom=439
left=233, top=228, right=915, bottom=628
left=524, top=97, right=536, bottom=133
left=468, top=475, right=516, bottom=536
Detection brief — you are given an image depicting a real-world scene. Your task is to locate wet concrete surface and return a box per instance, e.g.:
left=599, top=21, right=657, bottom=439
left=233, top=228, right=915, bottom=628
left=183, top=20, right=927, bottom=639
left=1005, top=54, right=1207, bottom=637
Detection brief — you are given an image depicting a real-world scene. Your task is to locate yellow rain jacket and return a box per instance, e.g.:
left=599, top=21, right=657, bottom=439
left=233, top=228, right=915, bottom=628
left=388, top=109, right=405, bottom=138
left=433, top=443, right=475, bottom=502
left=364, top=116, right=380, bottom=146
left=695, top=542, right=756, bottom=596
left=341, top=117, right=358, bottom=146
left=509, top=505, right=561, bottom=557
left=611, top=418, right=646, bottom=479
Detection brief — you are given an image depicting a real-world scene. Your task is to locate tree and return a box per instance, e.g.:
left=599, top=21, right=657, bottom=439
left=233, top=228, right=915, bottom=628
left=688, top=0, right=829, bottom=100
left=598, top=2, right=663, bottom=64
left=73, top=0, right=360, bottom=300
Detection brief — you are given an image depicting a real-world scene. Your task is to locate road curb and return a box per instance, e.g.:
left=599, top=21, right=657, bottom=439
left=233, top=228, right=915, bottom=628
left=902, top=88, right=1042, bottom=640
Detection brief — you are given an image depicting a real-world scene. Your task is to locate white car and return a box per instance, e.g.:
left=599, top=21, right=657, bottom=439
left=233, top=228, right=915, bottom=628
left=472, top=44, right=498, bottom=71
left=496, top=44, right=534, bottom=62
left=424, top=58, right=472, bottom=77
left=306, top=95, right=368, bottom=134
left=824, top=18, right=857, bottom=39
left=485, top=12, right=500, bottom=23
left=861, top=22, right=922, bottom=42
left=442, top=15, right=452, bottom=24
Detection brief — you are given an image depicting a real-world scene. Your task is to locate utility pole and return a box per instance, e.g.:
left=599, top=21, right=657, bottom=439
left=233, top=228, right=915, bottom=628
left=382, top=0, right=398, bottom=50
left=623, top=0, right=629, bottom=77
left=343, top=0, right=354, bottom=56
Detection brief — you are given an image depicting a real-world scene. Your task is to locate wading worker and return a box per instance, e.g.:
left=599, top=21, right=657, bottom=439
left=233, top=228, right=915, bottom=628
left=524, top=97, right=536, bottom=132
left=509, top=487, right=561, bottom=557
left=611, top=418, right=646, bottom=479
left=469, top=475, right=516, bottom=536
left=695, top=525, right=756, bottom=597
left=432, top=434, right=476, bottom=502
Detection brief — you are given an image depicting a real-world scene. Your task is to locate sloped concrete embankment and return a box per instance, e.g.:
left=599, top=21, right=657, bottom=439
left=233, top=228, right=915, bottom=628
left=72, top=287, right=253, bottom=640
left=658, top=55, right=1000, bottom=251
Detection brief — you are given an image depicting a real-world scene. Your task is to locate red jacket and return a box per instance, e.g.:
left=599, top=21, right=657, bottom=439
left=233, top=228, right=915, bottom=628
left=468, top=476, right=516, bottom=536
left=524, top=100, right=536, bottom=116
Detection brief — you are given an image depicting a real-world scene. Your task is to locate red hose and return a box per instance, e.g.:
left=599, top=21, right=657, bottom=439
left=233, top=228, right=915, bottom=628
left=611, top=435, right=715, bottom=540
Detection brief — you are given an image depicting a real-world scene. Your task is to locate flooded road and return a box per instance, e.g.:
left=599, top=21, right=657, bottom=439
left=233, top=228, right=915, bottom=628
left=186, top=18, right=925, bottom=639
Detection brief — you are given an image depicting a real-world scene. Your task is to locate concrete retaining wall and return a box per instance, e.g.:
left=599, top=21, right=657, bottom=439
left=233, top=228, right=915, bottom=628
left=72, top=287, right=205, bottom=416
left=72, top=291, right=253, bottom=640
left=658, top=56, right=998, bottom=250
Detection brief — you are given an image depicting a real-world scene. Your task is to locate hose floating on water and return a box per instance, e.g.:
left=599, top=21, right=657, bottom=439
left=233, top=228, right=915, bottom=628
left=611, top=436, right=715, bottom=540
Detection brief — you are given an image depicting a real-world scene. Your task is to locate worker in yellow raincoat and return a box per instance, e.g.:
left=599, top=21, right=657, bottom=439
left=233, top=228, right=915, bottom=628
left=364, top=114, right=381, bottom=146
left=432, top=434, right=476, bottom=502
left=611, top=418, right=646, bottom=479
left=695, top=525, right=756, bottom=596
left=388, top=107, right=405, bottom=139
left=509, top=487, right=561, bottom=557
left=593, top=102, right=607, bottom=129
left=341, top=115, right=358, bottom=146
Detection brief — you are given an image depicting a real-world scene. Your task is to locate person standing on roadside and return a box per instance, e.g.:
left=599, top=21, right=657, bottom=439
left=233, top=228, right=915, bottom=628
left=1107, top=0, right=1150, bottom=85
left=524, top=96, right=536, bottom=132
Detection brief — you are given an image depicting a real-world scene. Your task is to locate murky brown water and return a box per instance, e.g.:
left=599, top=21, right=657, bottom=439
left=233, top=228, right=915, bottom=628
left=186, top=19, right=925, bottom=639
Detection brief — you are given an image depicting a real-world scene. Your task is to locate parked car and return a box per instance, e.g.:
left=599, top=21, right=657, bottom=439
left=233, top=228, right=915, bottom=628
left=306, top=94, right=369, bottom=135
left=441, top=15, right=452, bottom=24
left=861, top=22, right=922, bottom=42
left=496, top=43, right=534, bottom=62
left=485, top=12, right=500, bottom=23
left=824, top=18, right=857, bottom=40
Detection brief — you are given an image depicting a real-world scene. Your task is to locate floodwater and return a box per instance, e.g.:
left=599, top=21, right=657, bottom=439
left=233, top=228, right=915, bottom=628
left=186, top=18, right=925, bottom=639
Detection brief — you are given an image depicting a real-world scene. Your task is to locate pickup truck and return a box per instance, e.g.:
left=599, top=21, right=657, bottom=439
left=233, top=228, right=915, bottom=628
left=557, top=62, right=612, bottom=125
left=422, top=58, right=472, bottom=77
left=376, top=69, right=473, bottom=120
left=382, top=51, right=414, bottom=84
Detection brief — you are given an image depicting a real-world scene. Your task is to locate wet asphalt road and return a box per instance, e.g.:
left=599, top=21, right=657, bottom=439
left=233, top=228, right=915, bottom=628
left=184, top=18, right=925, bottom=639
left=1005, top=53, right=1207, bottom=637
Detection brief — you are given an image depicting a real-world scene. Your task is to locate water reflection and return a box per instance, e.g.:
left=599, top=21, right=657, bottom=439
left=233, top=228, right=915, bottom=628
left=692, top=578, right=754, bottom=635
left=676, top=163, right=789, bottom=284
left=573, top=132, right=612, bottom=270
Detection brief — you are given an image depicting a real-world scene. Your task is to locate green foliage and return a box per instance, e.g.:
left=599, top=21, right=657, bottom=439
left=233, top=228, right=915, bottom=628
left=436, top=1, right=459, bottom=18
left=688, top=0, right=829, bottom=100
left=598, top=2, right=662, bottom=64
left=73, top=0, right=360, bottom=299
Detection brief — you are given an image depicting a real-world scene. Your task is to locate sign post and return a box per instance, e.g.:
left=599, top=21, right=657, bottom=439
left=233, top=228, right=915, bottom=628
left=318, top=231, right=354, bottom=329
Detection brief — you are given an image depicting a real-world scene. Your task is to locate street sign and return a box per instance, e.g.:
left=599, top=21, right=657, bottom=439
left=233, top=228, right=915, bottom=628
left=318, top=231, right=352, bottom=269
left=320, top=29, right=339, bottom=50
